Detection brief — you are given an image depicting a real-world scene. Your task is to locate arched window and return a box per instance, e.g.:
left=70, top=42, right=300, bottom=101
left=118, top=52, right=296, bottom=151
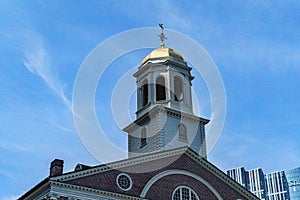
left=142, top=79, right=148, bottom=106
left=178, top=124, right=187, bottom=142
left=156, top=76, right=166, bottom=101
left=140, top=128, right=147, bottom=148
left=172, top=186, right=199, bottom=200
left=174, top=76, right=184, bottom=102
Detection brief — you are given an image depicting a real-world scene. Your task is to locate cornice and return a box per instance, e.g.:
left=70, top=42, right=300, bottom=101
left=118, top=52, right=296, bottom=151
left=134, top=58, right=191, bottom=78
left=124, top=105, right=209, bottom=133
left=50, top=181, right=146, bottom=200
left=43, top=147, right=258, bottom=200
left=18, top=179, right=50, bottom=200
left=51, top=147, right=188, bottom=182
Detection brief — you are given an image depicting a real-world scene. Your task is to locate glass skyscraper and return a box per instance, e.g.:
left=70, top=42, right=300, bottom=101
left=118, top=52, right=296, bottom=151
left=227, top=167, right=267, bottom=200
left=265, top=171, right=290, bottom=200
left=248, top=168, right=267, bottom=200
left=286, top=167, right=300, bottom=200
left=227, top=167, right=248, bottom=188
left=227, top=167, right=294, bottom=200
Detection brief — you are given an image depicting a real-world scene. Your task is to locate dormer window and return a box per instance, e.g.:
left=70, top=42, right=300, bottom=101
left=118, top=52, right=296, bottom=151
left=156, top=76, right=166, bottom=101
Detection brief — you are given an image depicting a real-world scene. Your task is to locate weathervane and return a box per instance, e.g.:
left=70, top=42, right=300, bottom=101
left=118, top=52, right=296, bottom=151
left=158, top=23, right=167, bottom=48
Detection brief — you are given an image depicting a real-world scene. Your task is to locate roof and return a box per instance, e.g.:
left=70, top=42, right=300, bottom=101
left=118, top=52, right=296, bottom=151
left=141, top=47, right=184, bottom=65
left=18, top=178, right=49, bottom=200
left=19, top=147, right=259, bottom=200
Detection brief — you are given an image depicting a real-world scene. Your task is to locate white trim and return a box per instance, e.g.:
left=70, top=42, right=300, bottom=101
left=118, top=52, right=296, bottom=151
left=140, top=169, right=223, bottom=200
left=51, top=147, right=188, bottom=182
left=172, top=185, right=200, bottom=200
left=50, top=181, right=142, bottom=200
left=184, top=150, right=259, bottom=199
left=49, top=147, right=257, bottom=199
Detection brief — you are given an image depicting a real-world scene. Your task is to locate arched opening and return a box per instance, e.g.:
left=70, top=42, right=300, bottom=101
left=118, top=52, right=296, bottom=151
left=178, top=124, right=187, bottom=142
left=140, top=128, right=147, bottom=148
left=156, top=76, right=166, bottom=101
left=140, top=170, right=222, bottom=199
left=174, top=76, right=184, bottom=102
left=142, top=79, right=148, bottom=106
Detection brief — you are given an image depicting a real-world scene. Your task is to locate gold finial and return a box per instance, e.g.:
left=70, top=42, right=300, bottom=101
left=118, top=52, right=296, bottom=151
left=158, top=23, right=167, bottom=48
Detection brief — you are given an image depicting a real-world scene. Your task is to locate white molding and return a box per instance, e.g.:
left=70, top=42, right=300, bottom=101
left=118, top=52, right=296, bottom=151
left=140, top=169, right=223, bottom=200
left=50, top=181, right=144, bottom=200
left=49, top=147, right=258, bottom=200
left=184, top=150, right=259, bottom=200
left=51, top=147, right=188, bottom=182
left=124, top=105, right=209, bottom=133
left=19, top=180, right=50, bottom=200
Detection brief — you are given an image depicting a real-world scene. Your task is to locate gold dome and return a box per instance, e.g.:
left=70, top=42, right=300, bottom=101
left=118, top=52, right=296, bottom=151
left=141, top=47, right=184, bottom=65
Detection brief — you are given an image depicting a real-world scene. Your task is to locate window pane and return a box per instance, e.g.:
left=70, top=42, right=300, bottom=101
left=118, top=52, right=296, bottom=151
left=182, top=187, right=189, bottom=200
left=191, top=192, right=198, bottom=200
left=173, top=189, right=181, bottom=200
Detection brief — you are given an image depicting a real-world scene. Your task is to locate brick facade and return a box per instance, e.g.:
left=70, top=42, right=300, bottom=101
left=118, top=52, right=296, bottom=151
left=28, top=148, right=259, bottom=200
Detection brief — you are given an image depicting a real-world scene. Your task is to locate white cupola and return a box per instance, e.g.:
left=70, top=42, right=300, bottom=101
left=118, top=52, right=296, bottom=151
left=123, top=25, right=209, bottom=159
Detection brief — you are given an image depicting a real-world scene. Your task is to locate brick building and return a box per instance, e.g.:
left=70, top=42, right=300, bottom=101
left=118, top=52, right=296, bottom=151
left=19, top=36, right=259, bottom=200
left=20, top=147, right=259, bottom=200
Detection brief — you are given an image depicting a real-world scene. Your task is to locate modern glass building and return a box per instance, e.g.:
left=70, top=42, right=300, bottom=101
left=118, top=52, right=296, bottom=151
left=228, top=166, right=300, bottom=200
left=265, top=171, right=290, bottom=200
left=286, top=167, right=300, bottom=200
left=248, top=168, right=267, bottom=200
left=227, top=167, right=267, bottom=200
left=227, top=167, right=248, bottom=188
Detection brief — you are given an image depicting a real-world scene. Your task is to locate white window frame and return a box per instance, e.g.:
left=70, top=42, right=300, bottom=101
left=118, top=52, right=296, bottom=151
left=172, top=186, right=200, bottom=200
left=116, top=173, right=133, bottom=191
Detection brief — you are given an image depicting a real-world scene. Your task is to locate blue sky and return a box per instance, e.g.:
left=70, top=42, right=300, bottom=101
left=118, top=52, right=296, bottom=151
left=1, top=0, right=300, bottom=199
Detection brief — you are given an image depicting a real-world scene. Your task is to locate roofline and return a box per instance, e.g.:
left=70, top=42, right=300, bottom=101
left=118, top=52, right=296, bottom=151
left=50, top=146, right=191, bottom=181
left=134, top=58, right=190, bottom=77
left=18, top=178, right=50, bottom=200
left=50, top=181, right=146, bottom=200
left=226, top=166, right=246, bottom=171
left=49, top=147, right=257, bottom=199
left=19, top=178, right=146, bottom=200
left=27, top=147, right=258, bottom=200
left=184, top=149, right=260, bottom=200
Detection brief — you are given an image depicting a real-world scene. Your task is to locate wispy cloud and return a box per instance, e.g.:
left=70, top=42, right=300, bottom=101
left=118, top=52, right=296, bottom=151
left=1, top=194, right=21, bottom=200
left=21, top=31, right=72, bottom=110
left=0, top=141, right=31, bottom=153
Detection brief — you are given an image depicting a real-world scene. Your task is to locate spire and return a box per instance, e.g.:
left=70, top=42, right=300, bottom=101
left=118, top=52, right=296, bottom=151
left=158, top=23, right=167, bottom=48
